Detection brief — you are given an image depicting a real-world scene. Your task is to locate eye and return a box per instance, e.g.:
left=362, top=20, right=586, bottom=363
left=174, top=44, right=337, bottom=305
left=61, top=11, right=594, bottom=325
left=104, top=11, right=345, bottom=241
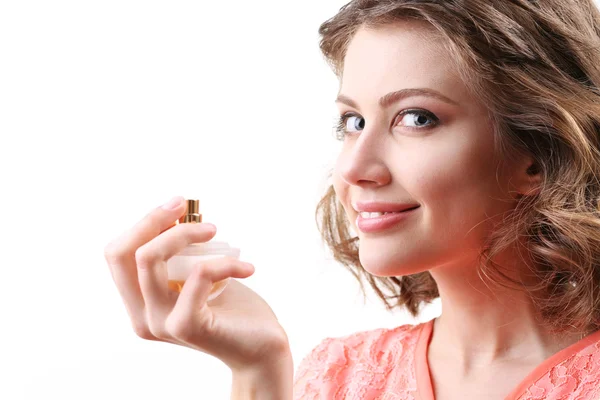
left=334, top=109, right=439, bottom=140
left=399, top=110, right=438, bottom=128
left=333, top=113, right=363, bottom=140
left=341, top=114, right=365, bottom=133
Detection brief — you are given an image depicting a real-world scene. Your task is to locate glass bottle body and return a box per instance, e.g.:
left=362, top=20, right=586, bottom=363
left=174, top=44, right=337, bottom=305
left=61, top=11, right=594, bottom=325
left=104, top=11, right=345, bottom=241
left=166, top=242, right=240, bottom=302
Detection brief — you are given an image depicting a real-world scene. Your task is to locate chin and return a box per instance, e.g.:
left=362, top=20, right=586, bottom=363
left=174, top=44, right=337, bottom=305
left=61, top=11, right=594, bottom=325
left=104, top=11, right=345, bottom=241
left=357, top=240, right=428, bottom=277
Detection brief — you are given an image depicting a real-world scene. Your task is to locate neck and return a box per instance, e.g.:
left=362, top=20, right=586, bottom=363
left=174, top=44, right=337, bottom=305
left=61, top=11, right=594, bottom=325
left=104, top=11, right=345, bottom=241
left=427, top=250, right=584, bottom=373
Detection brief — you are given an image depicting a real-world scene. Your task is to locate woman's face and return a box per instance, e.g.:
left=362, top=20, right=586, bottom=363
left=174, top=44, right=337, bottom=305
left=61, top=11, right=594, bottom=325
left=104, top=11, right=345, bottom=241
left=333, top=22, right=526, bottom=277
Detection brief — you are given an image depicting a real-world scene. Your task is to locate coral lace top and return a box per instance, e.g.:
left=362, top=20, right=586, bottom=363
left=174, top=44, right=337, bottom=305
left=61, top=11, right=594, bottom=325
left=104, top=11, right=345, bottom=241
left=293, top=318, right=600, bottom=399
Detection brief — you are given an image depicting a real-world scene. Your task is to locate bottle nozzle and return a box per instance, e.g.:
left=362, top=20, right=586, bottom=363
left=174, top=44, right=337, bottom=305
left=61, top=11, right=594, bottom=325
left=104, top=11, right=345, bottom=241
left=178, top=199, right=202, bottom=223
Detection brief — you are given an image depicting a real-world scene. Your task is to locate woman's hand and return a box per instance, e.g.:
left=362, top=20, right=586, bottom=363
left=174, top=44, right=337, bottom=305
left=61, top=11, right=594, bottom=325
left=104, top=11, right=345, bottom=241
left=104, top=196, right=291, bottom=372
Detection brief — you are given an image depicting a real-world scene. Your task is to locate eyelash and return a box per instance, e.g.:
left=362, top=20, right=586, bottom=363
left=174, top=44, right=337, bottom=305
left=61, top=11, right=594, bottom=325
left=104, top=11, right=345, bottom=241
left=333, top=109, right=440, bottom=140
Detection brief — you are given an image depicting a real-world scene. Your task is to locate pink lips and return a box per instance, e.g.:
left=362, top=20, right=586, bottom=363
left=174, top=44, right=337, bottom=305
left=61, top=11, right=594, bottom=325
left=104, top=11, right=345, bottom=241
left=353, top=201, right=420, bottom=213
left=356, top=206, right=419, bottom=233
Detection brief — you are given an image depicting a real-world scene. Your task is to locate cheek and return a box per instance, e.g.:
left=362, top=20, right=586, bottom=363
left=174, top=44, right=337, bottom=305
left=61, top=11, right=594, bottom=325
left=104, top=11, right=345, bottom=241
left=405, top=132, right=502, bottom=236
left=332, top=168, right=350, bottom=210
left=405, top=152, right=468, bottom=205
left=409, top=130, right=498, bottom=202
left=332, top=164, right=358, bottom=233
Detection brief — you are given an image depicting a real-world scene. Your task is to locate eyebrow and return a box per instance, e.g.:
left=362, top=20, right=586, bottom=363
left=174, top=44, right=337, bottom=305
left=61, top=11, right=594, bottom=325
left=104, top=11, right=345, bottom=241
left=335, top=88, right=459, bottom=109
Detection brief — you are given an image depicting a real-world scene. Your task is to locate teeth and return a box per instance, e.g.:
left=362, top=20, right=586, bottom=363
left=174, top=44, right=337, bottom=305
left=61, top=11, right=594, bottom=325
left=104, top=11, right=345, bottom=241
left=360, top=211, right=395, bottom=218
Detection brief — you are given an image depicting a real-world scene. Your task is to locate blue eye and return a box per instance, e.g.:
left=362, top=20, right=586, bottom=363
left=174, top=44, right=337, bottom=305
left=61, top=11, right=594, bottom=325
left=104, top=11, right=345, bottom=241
left=341, top=115, right=365, bottom=134
left=400, top=112, right=435, bottom=128
left=333, top=113, right=362, bottom=140
left=333, top=109, right=439, bottom=140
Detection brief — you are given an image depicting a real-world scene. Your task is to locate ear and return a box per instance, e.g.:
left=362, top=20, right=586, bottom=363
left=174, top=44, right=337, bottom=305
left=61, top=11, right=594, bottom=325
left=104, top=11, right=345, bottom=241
left=511, top=155, right=542, bottom=199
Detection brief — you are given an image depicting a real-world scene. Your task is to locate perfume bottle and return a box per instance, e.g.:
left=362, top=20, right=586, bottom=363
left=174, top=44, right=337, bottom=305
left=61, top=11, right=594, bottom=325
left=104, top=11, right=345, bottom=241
left=166, top=199, right=240, bottom=302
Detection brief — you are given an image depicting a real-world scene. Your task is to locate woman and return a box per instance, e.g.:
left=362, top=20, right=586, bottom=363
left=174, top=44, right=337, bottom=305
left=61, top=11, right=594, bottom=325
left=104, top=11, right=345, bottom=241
left=104, top=0, right=600, bottom=398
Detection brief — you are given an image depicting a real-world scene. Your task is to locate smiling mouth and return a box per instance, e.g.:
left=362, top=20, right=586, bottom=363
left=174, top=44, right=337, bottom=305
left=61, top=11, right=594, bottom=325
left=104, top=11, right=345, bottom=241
left=358, top=206, right=420, bottom=219
left=355, top=206, right=420, bottom=233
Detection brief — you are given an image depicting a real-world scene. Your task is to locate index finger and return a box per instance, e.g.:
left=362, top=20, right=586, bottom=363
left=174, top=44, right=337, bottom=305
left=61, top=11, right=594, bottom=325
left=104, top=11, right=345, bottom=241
left=122, top=196, right=187, bottom=251
left=104, top=196, right=187, bottom=323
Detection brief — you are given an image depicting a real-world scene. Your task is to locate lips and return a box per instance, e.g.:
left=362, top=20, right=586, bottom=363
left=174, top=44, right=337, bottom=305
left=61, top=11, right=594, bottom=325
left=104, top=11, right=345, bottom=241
left=353, top=201, right=420, bottom=213
left=355, top=206, right=420, bottom=233
left=359, top=206, right=420, bottom=217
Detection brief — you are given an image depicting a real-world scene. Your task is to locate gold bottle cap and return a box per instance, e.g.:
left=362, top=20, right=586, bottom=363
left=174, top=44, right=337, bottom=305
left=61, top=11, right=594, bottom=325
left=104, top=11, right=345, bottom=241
left=178, top=199, right=202, bottom=223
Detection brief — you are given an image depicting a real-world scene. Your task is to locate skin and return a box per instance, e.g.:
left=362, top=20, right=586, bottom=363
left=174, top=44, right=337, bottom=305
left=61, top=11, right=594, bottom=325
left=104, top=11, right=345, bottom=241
left=332, top=21, right=584, bottom=399
left=104, top=196, right=294, bottom=399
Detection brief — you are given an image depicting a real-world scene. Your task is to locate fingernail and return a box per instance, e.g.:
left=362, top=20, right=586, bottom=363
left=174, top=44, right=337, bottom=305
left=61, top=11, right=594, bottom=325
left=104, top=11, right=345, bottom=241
left=162, top=196, right=183, bottom=210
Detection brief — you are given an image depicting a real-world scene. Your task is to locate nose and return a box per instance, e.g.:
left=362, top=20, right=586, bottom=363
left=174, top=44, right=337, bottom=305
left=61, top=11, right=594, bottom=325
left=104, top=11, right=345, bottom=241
left=336, top=131, right=392, bottom=187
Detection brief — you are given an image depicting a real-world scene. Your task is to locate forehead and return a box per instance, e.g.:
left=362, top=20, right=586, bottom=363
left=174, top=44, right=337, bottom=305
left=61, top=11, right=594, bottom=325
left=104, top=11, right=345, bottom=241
left=341, top=21, right=465, bottom=99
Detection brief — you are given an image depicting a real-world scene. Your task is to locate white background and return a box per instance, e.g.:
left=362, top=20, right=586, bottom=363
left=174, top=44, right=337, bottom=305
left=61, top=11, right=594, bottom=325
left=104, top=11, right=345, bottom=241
left=0, top=1, right=441, bottom=399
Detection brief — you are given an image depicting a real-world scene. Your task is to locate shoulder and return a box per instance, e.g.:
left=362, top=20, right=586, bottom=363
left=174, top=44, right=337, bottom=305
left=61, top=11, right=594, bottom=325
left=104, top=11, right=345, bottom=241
left=293, top=321, right=426, bottom=399
left=305, top=321, right=423, bottom=364
left=516, top=334, right=600, bottom=400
